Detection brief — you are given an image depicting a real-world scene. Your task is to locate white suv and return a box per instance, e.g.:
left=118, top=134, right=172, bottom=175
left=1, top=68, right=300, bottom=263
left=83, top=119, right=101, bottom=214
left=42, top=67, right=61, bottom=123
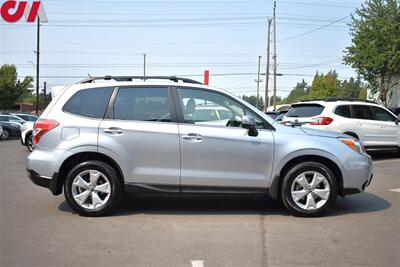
left=282, top=99, right=400, bottom=151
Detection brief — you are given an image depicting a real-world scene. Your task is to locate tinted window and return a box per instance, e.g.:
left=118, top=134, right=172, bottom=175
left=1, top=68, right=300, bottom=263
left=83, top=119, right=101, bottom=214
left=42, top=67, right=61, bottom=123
left=351, top=105, right=374, bottom=120
left=113, top=87, right=171, bottom=122
left=334, top=105, right=351, bottom=118
left=63, top=87, right=113, bottom=118
left=0, top=116, right=8, bottom=121
left=177, top=88, right=264, bottom=129
left=371, top=106, right=395, bottom=122
left=286, top=104, right=324, bottom=118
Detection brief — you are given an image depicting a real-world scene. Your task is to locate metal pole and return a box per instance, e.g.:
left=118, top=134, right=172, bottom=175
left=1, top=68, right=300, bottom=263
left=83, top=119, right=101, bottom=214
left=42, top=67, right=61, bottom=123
left=43, top=81, right=47, bottom=107
left=264, top=18, right=272, bottom=112
left=256, top=56, right=262, bottom=109
left=36, top=17, right=40, bottom=114
left=273, top=0, right=277, bottom=111
left=143, top=53, right=146, bottom=80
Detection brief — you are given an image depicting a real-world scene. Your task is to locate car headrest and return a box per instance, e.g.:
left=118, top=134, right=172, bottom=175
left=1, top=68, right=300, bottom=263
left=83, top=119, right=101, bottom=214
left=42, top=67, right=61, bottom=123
left=185, top=99, right=196, bottom=114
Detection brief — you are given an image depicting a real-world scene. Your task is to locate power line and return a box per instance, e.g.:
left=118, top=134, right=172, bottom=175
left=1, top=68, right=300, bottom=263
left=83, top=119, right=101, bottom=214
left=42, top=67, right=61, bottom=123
left=278, top=14, right=351, bottom=42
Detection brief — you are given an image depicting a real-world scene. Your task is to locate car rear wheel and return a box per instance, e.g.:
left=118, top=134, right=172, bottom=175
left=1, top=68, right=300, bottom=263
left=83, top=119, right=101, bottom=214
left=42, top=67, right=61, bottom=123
left=64, top=160, right=122, bottom=216
left=1, top=129, right=10, bottom=140
left=26, top=134, right=34, bottom=152
left=281, top=162, right=338, bottom=217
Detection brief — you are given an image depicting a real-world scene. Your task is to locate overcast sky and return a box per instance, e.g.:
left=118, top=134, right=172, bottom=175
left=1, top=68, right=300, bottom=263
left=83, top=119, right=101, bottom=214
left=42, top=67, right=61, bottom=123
left=1, top=0, right=365, bottom=98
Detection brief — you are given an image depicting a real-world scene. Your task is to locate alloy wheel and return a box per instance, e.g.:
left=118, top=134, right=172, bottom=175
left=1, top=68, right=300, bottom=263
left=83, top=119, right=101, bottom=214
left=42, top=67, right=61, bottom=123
left=71, top=170, right=111, bottom=210
left=290, top=171, right=330, bottom=210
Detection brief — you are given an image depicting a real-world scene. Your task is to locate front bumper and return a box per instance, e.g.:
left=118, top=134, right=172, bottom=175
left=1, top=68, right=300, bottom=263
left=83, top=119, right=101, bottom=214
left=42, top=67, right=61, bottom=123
left=341, top=153, right=373, bottom=196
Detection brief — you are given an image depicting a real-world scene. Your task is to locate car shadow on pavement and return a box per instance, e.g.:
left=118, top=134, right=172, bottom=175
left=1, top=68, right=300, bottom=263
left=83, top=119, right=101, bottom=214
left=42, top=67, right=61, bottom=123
left=58, top=192, right=390, bottom=217
left=369, top=151, right=400, bottom=160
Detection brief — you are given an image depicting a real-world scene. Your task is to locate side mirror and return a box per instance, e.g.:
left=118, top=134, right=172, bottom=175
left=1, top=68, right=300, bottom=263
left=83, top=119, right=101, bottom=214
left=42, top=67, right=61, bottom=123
left=395, top=117, right=399, bottom=125
left=242, top=115, right=258, bottom=137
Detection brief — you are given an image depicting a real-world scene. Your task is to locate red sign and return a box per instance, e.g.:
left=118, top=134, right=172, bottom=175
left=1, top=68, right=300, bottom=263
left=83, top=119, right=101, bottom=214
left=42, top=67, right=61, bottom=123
left=1, top=1, right=43, bottom=23
left=204, top=70, right=210, bottom=85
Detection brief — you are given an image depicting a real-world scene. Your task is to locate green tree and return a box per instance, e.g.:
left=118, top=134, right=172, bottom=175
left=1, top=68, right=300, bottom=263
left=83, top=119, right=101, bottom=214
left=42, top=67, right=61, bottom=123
left=339, top=76, right=367, bottom=98
left=0, top=65, right=33, bottom=110
left=343, top=0, right=400, bottom=106
left=242, top=95, right=264, bottom=110
left=307, top=71, right=340, bottom=99
left=279, top=79, right=308, bottom=104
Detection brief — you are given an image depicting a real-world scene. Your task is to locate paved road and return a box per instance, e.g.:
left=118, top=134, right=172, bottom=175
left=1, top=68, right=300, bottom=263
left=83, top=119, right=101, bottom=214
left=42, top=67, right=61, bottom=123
left=0, top=140, right=399, bottom=266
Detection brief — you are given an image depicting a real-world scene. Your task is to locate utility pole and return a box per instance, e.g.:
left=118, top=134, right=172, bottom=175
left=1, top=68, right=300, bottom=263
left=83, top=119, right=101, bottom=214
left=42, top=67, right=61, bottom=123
left=272, top=0, right=277, bottom=110
left=256, top=56, right=262, bottom=109
left=43, top=81, right=47, bottom=108
left=264, top=18, right=272, bottom=112
left=35, top=17, right=40, bottom=114
left=143, top=53, right=146, bottom=80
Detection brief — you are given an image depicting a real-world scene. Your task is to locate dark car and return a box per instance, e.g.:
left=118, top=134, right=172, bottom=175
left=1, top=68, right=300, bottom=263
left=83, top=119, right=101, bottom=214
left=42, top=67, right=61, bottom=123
left=0, top=121, right=21, bottom=140
left=274, top=110, right=289, bottom=122
left=265, top=111, right=280, bottom=119
left=388, top=107, right=400, bottom=116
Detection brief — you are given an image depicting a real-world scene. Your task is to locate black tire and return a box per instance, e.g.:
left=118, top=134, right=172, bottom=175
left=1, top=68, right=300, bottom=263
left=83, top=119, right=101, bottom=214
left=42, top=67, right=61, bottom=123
left=281, top=161, right=338, bottom=217
left=64, top=160, right=122, bottom=217
left=1, top=129, right=10, bottom=140
left=343, top=132, right=359, bottom=140
left=26, top=133, right=34, bottom=152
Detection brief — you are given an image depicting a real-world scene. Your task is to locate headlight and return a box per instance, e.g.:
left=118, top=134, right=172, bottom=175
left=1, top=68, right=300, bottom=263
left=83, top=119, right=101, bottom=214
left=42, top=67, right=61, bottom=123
left=338, top=137, right=365, bottom=154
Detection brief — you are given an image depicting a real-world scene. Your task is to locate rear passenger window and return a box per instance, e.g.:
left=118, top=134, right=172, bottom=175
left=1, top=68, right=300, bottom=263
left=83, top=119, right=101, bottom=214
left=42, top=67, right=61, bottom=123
left=334, top=105, right=351, bottom=118
left=113, top=87, right=171, bottom=122
left=351, top=105, right=374, bottom=120
left=370, top=106, right=395, bottom=122
left=63, top=87, right=113, bottom=118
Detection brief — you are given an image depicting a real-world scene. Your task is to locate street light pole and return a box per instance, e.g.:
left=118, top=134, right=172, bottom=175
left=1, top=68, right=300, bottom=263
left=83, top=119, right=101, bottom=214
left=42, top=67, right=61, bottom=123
left=264, top=18, right=272, bottom=112
left=273, top=0, right=277, bottom=111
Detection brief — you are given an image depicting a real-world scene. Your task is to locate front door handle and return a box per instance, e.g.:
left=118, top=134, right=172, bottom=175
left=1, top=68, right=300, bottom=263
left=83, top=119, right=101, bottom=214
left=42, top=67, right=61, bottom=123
left=182, top=133, right=203, bottom=142
left=104, top=127, right=124, bottom=135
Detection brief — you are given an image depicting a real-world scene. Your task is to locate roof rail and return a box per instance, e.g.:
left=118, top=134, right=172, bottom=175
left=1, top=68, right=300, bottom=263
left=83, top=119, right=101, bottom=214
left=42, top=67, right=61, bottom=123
left=324, top=97, right=377, bottom=104
left=77, top=75, right=203, bottom=85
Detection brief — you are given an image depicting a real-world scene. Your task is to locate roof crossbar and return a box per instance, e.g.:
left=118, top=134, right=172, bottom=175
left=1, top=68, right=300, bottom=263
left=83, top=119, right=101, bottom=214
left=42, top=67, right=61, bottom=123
left=77, top=75, right=203, bottom=85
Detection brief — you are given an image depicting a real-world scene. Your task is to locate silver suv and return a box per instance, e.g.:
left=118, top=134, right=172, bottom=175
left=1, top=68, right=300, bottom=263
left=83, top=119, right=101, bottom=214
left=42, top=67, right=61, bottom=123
left=27, top=76, right=373, bottom=217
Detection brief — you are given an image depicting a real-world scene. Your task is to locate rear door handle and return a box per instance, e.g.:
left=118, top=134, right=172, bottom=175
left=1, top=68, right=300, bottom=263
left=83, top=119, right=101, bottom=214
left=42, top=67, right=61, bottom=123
left=103, top=127, right=124, bottom=135
left=182, top=133, right=203, bottom=142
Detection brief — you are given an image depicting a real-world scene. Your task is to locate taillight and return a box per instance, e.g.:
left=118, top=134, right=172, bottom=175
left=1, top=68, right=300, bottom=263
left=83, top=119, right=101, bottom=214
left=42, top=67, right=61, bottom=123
left=310, top=117, right=333, bottom=125
left=33, top=119, right=59, bottom=145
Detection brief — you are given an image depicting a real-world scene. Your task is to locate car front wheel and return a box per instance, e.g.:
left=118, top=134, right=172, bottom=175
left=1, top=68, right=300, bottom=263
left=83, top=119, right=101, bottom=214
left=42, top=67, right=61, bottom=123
left=64, top=160, right=122, bottom=216
left=281, top=162, right=338, bottom=217
left=1, top=129, right=10, bottom=140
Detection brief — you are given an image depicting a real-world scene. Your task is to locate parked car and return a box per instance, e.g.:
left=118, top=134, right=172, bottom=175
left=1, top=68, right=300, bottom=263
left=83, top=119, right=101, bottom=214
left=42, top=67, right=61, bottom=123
left=282, top=99, right=400, bottom=151
left=388, top=107, right=400, bottom=116
left=0, top=125, right=3, bottom=138
left=274, top=109, right=289, bottom=123
left=11, top=113, right=38, bottom=122
left=0, top=121, right=21, bottom=140
left=265, top=111, right=280, bottom=119
left=27, top=76, right=372, bottom=217
left=21, top=123, right=35, bottom=152
left=0, top=114, right=28, bottom=131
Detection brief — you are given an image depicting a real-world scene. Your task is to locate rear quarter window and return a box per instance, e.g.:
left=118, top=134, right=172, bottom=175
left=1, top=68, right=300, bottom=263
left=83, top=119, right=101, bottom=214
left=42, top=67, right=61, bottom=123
left=63, top=87, right=113, bottom=118
left=286, top=104, right=324, bottom=118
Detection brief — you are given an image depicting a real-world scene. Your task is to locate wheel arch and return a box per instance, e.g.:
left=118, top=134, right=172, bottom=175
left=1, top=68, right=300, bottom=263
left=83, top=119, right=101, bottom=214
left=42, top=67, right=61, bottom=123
left=268, top=155, right=344, bottom=200
left=342, top=131, right=359, bottom=140
left=53, top=152, right=125, bottom=195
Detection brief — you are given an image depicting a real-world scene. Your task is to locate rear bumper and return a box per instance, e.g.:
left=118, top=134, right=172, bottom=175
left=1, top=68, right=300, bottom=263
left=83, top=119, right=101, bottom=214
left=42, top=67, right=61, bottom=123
left=27, top=169, right=60, bottom=195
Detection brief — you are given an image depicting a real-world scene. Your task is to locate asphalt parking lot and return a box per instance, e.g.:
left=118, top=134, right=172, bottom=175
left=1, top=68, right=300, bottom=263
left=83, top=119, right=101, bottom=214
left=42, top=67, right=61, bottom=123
left=0, top=139, right=399, bottom=267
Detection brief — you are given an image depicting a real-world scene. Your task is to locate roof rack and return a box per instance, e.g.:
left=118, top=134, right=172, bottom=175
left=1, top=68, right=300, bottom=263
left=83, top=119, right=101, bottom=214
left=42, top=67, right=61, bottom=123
left=297, top=97, right=377, bottom=104
left=324, top=97, right=377, bottom=104
left=77, top=75, right=203, bottom=85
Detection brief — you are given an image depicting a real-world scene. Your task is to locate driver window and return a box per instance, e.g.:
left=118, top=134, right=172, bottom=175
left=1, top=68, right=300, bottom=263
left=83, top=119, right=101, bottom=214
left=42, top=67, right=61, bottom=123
left=113, top=87, right=171, bottom=122
left=177, top=88, right=264, bottom=128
